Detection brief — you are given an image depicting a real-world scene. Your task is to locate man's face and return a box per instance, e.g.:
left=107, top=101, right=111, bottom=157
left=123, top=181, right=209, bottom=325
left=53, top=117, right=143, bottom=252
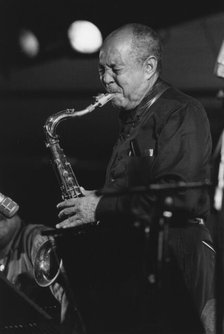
left=99, top=32, right=149, bottom=110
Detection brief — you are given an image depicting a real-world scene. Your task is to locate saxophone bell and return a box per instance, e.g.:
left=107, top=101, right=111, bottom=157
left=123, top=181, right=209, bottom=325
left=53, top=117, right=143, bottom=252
left=34, top=238, right=63, bottom=287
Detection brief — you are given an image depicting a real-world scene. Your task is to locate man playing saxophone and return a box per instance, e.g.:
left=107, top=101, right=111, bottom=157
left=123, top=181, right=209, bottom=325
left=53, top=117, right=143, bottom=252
left=56, top=23, right=215, bottom=333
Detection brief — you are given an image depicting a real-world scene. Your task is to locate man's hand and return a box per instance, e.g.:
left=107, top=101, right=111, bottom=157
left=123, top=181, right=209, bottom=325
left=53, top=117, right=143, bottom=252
left=56, top=189, right=101, bottom=229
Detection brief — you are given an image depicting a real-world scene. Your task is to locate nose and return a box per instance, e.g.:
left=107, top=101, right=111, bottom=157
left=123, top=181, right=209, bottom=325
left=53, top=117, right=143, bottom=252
left=101, top=69, right=114, bottom=86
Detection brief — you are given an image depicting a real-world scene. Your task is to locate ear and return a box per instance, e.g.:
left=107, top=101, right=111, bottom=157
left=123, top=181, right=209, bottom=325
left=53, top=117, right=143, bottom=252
left=144, top=56, right=158, bottom=79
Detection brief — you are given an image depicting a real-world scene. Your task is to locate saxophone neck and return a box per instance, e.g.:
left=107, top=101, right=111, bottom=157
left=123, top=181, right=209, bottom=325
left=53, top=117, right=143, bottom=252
left=44, top=93, right=113, bottom=139
left=44, top=108, right=75, bottom=140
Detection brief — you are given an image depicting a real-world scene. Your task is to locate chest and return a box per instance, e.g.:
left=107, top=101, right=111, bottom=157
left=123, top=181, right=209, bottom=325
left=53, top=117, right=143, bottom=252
left=105, top=115, right=158, bottom=188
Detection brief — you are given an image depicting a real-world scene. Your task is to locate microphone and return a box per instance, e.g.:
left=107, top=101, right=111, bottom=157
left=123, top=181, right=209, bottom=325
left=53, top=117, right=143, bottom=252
left=0, top=192, right=19, bottom=218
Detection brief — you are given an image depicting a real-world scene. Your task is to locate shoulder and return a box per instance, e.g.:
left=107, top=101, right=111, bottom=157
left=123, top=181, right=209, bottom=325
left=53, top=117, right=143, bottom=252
left=163, top=85, right=207, bottom=117
left=153, top=84, right=210, bottom=134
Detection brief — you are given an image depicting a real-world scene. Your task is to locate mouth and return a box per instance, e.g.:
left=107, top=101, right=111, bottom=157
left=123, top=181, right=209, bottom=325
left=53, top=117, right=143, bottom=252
left=106, top=88, right=120, bottom=94
left=108, top=92, right=121, bottom=98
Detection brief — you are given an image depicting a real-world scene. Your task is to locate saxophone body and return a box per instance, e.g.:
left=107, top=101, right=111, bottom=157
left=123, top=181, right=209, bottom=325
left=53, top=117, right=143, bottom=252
left=45, top=130, right=83, bottom=199
left=34, top=93, right=113, bottom=287
left=44, top=93, right=113, bottom=200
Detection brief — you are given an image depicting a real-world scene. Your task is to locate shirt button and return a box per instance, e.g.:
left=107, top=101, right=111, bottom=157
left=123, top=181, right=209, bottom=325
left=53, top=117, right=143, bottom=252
left=111, top=178, right=115, bottom=183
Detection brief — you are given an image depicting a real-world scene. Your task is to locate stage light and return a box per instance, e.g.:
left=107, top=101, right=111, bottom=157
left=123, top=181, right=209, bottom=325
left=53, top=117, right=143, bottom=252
left=19, top=29, right=39, bottom=58
left=68, top=20, right=102, bottom=54
left=214, top=40, right=224, bottom=79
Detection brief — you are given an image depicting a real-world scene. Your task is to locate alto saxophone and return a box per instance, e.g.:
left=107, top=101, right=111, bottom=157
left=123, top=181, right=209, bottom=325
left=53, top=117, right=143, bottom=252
left=34, top=93, right=113, bottom=287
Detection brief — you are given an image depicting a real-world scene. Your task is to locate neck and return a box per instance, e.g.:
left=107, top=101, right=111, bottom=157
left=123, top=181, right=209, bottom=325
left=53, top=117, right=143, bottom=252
left=146, top=72, right=160, bottom=94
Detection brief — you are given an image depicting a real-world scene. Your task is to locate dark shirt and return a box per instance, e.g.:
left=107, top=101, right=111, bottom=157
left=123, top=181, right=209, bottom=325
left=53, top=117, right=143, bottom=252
left=91, top=80, right=214, bottom=333
left=96, top=79, right=212, bottom=224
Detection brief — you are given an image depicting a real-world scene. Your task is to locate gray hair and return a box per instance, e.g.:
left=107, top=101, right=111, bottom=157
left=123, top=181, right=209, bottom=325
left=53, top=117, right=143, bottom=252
left=120, top=23, right=162, bottom=72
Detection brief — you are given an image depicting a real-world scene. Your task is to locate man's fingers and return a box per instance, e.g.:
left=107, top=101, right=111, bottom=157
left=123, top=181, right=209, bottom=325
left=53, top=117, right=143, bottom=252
left=58, top=207, right=76, bottom=219
left=56, top=216, right=82, bottom=229
left=56, top=198, right=76, bottom=209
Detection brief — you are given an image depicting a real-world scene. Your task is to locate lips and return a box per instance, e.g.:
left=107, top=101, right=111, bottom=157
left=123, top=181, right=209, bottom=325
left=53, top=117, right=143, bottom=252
left=108, top=91, right=120, bottom=95
left=106, top=87, right=120, bottom=94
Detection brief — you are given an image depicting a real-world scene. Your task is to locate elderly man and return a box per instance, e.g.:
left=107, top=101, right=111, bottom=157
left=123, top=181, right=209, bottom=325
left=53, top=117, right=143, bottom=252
left=56, top=23, right=215, bottom=333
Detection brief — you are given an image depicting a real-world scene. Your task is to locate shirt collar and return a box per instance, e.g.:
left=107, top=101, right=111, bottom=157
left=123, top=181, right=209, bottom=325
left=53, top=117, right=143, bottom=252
left=119, top=78, right=169, bottom=125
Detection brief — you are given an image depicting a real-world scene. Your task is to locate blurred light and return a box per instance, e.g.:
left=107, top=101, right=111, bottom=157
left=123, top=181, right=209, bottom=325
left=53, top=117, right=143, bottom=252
left=19, top=29, right=39, bottom=58
left=214, top=40, right=224, bottom=79
left=68, top=20, right=102, bottom=54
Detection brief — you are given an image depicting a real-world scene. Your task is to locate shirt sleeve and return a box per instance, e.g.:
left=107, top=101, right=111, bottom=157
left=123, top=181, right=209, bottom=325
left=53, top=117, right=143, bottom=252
left=151, top=102, right=212, bottom=217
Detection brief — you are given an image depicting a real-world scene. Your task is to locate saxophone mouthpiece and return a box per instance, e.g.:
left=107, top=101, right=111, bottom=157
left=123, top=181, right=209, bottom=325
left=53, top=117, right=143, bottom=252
left=96, top=93, right=113, bottom=107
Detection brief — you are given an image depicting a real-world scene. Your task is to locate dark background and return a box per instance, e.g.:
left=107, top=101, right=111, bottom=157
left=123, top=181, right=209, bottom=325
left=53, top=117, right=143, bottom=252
left=0, top=0, right=223, bottom=226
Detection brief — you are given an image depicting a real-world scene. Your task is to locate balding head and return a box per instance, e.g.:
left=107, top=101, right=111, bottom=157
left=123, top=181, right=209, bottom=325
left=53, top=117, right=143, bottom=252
left=102, top=23, right=162, bottom=72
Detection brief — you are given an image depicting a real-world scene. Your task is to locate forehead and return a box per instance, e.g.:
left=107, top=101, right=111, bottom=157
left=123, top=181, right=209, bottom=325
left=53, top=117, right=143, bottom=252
left=99, top=32, right=133, bottom=65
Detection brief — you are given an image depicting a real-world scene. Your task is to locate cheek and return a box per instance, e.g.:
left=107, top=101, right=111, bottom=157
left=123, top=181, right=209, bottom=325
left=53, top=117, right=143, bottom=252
left=127, top=74, right=144, bottom=94
left=116, top=73, right=141, bottom=98
left=123, top=80, right=138, bottom=97
left=116, top=77, right=131, bottom=93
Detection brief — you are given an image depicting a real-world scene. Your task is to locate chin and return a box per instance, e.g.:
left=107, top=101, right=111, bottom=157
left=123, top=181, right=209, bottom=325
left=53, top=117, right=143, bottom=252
left=111, top=95, right=126, bottom=109
left=112, top=101, right=122, bottom=109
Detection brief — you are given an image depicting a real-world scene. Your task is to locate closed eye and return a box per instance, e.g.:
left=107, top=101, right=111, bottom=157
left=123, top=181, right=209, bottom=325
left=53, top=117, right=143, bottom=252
left=98, top=66, right=104, bottom=76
